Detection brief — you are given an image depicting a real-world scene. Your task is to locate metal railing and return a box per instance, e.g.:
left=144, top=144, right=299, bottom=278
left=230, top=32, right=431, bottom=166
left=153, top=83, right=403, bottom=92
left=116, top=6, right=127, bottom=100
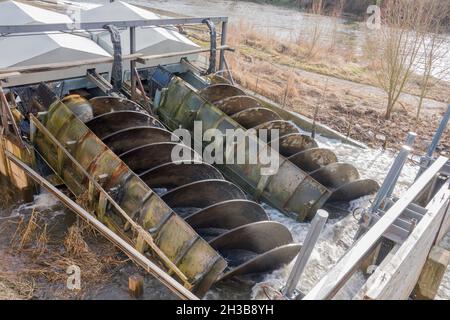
left=6, top=151, right=198, bottom=300
left=303, top=156, right=449, bottom=300
left=29, top=113, right=193, bottom=291
left=0, top=16, right=229, bottom=96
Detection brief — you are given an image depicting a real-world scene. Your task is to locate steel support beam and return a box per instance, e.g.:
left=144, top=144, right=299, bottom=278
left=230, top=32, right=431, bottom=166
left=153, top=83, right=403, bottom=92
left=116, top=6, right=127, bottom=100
left=0, top=17, right=229, bottom=34
left=5, top=151, right=198, bottom=301
left=219, top=21, right=228, bottom=71
left=130, top=27, right=137, bottom=100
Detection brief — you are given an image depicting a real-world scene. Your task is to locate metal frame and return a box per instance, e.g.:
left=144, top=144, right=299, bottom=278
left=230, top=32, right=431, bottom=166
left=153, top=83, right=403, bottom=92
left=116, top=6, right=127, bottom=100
left=0, top=17, right=228, bottom=34
left=0, top=16, right=230, bottom=96
left=303, top=156, right=449, bottom=300
left=29, top=113, right=192, bottom=289
left=6, top=151, right=198, bottom=301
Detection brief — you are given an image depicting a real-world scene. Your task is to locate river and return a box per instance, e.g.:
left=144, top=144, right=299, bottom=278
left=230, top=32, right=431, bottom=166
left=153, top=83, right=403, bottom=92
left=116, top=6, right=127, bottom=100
left=93, top=0, right=449, bottom=300
left=3, top=131, right=448, bottom=299
left=1, top=0, right=448, bottom=300
left=77, top=0, right=450, bottom=81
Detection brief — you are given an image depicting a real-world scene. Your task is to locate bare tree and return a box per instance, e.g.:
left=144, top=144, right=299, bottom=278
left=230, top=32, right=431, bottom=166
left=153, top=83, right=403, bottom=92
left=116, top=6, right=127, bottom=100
left=414, top=0, right=450, bottom=123
left=373, top=0, right=429, bottom=120
left=301, top=0, right=325, bottom=59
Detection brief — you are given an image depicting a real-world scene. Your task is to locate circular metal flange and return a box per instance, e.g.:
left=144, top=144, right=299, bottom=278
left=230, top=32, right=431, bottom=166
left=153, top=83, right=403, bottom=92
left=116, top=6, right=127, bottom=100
left=120, top=142, right=200, bottom=174
left=185, top=199, right=269, bottom=230
left=199, top=84, right=246, bottom=104
left=139, top=161, right=223, bottom=189
left=214, top=95, right=263, bottom=115
left=310, top=162, right=360, bottom=189
left=102, top=126, right=177, bottom=155
left=231, top=107, right=281, bottom=128
left=85, top=111, right=163, bottom=139
left=287, top=148, right=338, bottom=172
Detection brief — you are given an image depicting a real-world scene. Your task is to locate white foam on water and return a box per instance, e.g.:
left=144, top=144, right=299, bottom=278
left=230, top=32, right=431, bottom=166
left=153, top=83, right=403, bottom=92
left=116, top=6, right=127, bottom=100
left=11, top=191, right=64, bottom=219
left=251, top=205, right=366, bottom=300
left=250, top=136, right=422, bottom=300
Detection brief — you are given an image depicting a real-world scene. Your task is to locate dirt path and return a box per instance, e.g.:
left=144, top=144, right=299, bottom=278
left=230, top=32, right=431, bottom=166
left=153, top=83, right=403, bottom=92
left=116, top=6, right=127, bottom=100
left=291, top=67, right=448, bottom=113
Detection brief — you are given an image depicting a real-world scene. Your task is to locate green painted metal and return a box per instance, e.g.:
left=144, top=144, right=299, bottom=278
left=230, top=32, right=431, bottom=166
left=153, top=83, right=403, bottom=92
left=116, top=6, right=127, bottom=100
left=33, top=95, right=227, bottom=296
left=157, top=77, right=331, bottom=221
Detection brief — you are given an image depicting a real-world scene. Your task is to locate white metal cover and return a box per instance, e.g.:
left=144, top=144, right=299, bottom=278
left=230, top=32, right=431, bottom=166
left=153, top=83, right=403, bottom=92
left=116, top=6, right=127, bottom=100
left=0, top=1, right=201, bottom=86
left=0, top=32, right=111, bottom=68
left=83, top=1, right=200, bottom=67
left=0, top=0, right=73, bottom=25
left=80, top=0, right=161, bottom=22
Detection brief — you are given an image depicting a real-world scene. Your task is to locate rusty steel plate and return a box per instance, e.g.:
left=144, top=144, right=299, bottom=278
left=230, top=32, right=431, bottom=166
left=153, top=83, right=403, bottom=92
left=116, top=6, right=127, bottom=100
left=199, top=84, right=246, bottom=104
left=252, top=120, right=300, bottom=141
left=272, top=133, right=318, bottom=157
left=210, top=74, right=231, bottom=84
left=310, top=162, right=360, bottom=189
left=327, top=178, right=380, bottom=203
left=89, top=96, right=143, bottom=116
left=185, top=199, right=268, bottom=230
left=218, top=243, right=302, bottom=280
left=214, top=95, right=263, bottom=115
left=208, top=221, right=293, bottom=253
left=139, top=161, right=223, bottom=189
left=86, top=111, right=164, bottom=139
left=120, top=142, right=200, bottom=174
left=102, top=126, right=177, bottom=155
left=161, top=179, right=247, bottom=209
left=61, top=95, right=94, bottom=122
left=231, top=107, right=281, bottom=128
left=287, top=148, right=338, bottom=172
left=37, top=94, right=228, bottom=297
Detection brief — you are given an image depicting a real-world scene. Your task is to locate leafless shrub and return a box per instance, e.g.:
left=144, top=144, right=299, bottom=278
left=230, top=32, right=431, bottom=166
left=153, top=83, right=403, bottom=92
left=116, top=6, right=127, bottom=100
left=295, top=0, right=326, bottom=59
left=0, top=272, right=35, bottom=300
left=372, top=0, right=442, bottom=120
left=414, top=0, right=450, bottom=123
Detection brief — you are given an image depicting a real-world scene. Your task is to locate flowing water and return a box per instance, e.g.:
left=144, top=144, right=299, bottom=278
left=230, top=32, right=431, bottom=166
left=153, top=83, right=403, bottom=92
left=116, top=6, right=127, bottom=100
left=1, top=0, right=448, bottom=300
left=78, top=0, right=450, bottom=81
left=3, top=134, right=448, bottom=300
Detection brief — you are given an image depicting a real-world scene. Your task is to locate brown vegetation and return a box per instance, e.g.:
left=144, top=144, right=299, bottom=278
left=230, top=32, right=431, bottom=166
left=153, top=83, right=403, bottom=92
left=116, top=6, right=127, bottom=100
left=371, top=0, right=450, bottom=120
left=187, top=13, right=450, bottom=154
left=1, top=209, right=124, bottom=299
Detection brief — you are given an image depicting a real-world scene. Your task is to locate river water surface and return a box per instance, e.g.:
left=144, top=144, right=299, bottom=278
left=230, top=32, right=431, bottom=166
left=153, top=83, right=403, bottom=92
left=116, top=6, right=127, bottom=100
left=79, top=0, right=450, bottom=81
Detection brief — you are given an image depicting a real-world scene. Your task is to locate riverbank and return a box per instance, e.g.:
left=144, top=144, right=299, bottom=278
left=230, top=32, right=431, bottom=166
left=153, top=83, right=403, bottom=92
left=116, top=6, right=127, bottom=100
left=235, top=0, right=373, bottom=18
left=185, top=21, right=450, bottom=155
left=129, top=0, right=450, bottom=155
left=0, top=189, right=180, bottom=300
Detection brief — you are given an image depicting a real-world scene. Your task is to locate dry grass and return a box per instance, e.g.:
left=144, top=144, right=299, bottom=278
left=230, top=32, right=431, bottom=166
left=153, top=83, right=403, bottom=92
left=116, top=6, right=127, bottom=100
left=0, top=272, right=35, bottom=300
left=185, top=20, right=450, bottom=154
left=0, top=185, right=15, bottom=210
left=27, top=222, right=123, bottom=298
left=189, top=17, right=449, bottom=104
left=5, top=212, right=124, bottom=299
left=10, top=209, right=49, bottom=257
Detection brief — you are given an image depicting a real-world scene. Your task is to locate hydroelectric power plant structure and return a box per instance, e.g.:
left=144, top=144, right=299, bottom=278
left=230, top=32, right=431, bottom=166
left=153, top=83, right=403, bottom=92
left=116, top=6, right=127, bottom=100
left=0, top=1, right=449, bottom=300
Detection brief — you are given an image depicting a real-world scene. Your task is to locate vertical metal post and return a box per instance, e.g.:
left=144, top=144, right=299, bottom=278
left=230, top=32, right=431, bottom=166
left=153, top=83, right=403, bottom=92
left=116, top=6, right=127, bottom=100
left=405, top=132, right=417, bottom=147
left=0, top=90, right=8, bottom=130
left=130, top=26, right=137, bottom=101
left=283, top=209, right=328, bottom=299
left=370, top=145, right=411, bottom=213
left=219, top=21, right=228, bottom=71
left=385, top=132, right=416, bottom=198
left=426, top=104, right=450, bottom=158
left=417, top=104, right=450, bottom=178
left=0, top=84, right=24, bottom=146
